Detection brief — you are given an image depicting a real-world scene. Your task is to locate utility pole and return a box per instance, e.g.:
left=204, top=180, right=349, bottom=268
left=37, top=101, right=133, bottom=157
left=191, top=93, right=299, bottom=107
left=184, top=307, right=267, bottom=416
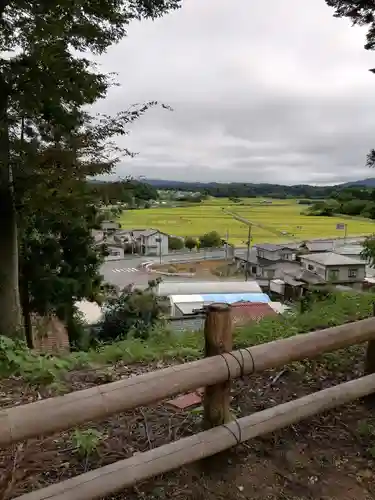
left=225, top=229, right=229, bottom=260
left=245, top=225, right=252, bottom=282
left=156, top=236, right=162, bottom=264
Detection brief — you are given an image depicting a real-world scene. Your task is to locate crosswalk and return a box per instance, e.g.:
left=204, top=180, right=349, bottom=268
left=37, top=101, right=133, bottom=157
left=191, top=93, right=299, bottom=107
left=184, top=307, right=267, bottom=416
left=111, top=267, right=139, bottom=273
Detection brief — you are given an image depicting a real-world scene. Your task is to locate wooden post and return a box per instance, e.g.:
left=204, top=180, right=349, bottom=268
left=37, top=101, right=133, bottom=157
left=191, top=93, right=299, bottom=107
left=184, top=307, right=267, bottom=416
left=365, top=302, right=375, bottom=376
left=203, top=303, right=233, bottom=429
left=364, top=303, right=375, bottom=408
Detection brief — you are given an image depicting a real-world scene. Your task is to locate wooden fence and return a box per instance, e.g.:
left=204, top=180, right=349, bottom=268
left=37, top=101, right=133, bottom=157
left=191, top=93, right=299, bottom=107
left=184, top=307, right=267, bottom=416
left=3, top=303, right=375, bottom=500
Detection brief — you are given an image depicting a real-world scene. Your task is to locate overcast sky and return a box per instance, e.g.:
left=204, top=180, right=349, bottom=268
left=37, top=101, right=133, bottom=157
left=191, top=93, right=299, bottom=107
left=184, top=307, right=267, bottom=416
left=95, top=0, right=375, bottom=185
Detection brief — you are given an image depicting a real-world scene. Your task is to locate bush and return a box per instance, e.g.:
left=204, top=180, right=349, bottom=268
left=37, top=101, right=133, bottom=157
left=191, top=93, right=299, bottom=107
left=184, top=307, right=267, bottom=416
left=199, top=231, right=222, bottom=248
left=168, top=236, right=184, bottom=251
left=185, top=236, right=197, bottom=251
left=97, top=283, right=168, bottom=342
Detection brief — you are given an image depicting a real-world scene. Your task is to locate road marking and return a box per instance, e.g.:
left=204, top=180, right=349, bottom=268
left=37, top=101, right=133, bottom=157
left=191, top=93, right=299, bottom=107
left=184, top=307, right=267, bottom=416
left=112, top=267, right=139, bottom=273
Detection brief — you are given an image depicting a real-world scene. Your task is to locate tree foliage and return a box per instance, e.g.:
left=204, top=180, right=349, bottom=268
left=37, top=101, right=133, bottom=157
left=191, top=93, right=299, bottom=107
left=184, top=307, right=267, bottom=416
left=91, top=178, right=158, bottom=207
left=185, top=236, right=198, bottom=251
left=98, top=282, right=167, bottom=342
left=325, top=1, right=375, bottom=50
left=361, top=235, right=375, bottom=267
left=306, top=188, right=375, bottom=219
left=199, top=231, right=222, bottom=249
left=0, top=0, right=181, bottom=338
left=168, top=236, right=184, bottom=251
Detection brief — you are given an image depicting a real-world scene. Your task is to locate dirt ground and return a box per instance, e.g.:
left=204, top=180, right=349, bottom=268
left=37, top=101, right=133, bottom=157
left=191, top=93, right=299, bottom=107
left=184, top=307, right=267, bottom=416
left=1, top=347, right=375, bottom=500
left=155, top=259, right=232, bottom=276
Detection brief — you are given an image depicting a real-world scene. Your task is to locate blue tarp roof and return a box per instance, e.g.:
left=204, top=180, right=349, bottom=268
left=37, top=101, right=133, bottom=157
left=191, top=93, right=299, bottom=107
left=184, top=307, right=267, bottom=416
left=200, top=293, right=270, bottom=304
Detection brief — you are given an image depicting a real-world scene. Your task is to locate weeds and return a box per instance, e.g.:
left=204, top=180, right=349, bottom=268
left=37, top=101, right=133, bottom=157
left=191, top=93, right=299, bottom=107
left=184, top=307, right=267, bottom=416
left=0, top=291, right=373, bottom=385
left=71, top=428, right=104, bottom=471
left=0, top=336, right=78, bottom=384
left=72, top=428, right=103, bottom=457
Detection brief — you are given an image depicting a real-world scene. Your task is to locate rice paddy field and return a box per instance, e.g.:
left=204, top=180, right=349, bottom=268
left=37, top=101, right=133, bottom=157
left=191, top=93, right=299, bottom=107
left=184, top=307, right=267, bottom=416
left=118, top=198, right=375, bottom=245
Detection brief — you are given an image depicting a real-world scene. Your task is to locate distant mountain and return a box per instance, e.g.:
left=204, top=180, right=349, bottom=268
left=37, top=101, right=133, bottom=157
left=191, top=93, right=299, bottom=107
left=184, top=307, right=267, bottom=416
left=340, top=178, right=375, bottom=188
left=90, top=176, right=375, bottom=190
left=143, top=178, right=218, bottom=188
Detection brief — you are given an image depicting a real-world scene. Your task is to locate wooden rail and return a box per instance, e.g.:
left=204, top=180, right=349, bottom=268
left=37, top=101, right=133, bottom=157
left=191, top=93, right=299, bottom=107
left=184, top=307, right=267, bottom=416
left=3, top=304, right=375, bottom=500
left=2, top=315, right=375, bottom=446
left=15, top=374, right=375, bottom=500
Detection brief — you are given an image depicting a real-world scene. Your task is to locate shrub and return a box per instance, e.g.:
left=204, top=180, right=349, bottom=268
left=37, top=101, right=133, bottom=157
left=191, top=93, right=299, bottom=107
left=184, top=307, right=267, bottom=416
left=185, top=236, right=197, bottom=251
left=168, top=236, right=184, bottom=251
left=97, top=282, right=168, bottom=342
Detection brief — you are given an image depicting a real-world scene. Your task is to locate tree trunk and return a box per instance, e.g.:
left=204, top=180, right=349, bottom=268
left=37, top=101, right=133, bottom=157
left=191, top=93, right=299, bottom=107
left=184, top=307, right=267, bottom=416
left=0, top=74, right=23, bottom=339
left=20, top=278, right=33, bottom=348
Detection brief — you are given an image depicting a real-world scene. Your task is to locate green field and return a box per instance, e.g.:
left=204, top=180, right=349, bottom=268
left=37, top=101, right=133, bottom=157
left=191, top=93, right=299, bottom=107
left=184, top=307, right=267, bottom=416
left=118, top=199, right=375, bottom=245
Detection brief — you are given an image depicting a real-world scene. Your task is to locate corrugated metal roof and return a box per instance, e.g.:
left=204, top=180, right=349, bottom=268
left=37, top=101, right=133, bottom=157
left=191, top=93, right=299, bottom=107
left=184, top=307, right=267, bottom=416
left=231, top=303, right=277, bottom=326
left=301, top=252, right=365, bottom=267
left=255, top=243, right=297, bottom=251
left=157, top=281, right=262, bottom=296
left=170, top=294, right=203, bottom=303
left=200, top=293, right=270, bottom=304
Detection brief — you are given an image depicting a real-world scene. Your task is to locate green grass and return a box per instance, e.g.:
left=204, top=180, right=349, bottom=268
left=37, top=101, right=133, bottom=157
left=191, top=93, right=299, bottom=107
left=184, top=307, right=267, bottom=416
left=1, top=291, right=373, bottom=385
left=118, top=198, right=375, bottom=245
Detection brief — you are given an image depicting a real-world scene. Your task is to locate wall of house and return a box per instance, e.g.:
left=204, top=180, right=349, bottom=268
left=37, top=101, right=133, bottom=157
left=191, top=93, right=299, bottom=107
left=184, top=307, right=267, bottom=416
left=258, top=266, right=276, bottom=279
left=257, top=248, right=295, bottom=262
left=301, top=259, right=326, bottom=279
left=325, top=265, right=366, bottom=283
left=257, top=249, right=279, bottom=261
left=105, top=246, right=125, bottom=260
left=145, top=233, right=169, bottom=256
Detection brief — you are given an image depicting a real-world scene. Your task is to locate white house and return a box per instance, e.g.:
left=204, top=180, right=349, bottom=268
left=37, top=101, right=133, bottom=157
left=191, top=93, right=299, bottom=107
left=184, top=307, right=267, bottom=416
left=115, top=229, right=169, bottom=256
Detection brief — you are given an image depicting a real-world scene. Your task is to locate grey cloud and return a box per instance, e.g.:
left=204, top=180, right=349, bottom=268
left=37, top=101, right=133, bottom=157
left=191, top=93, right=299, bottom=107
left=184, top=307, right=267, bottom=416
left=95, top=0, right=375, bottom=185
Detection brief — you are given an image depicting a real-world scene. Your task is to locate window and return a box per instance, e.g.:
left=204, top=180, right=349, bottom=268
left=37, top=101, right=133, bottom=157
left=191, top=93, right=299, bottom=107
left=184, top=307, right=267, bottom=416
left=251, top=266, right=257, bottom=275
left=348, top=268, right=358, bottom=278
left=328, top=269, right=339, bottom=281
left=267, top=269, right=275, bottom=279
left=307, top=264, right=314, bottom=271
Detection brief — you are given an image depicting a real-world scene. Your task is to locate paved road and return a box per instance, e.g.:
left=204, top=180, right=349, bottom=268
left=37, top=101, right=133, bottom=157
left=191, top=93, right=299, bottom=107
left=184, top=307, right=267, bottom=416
left=100, top=257, right=150, bottom=288
left=99, top=252, right=224, bottom=289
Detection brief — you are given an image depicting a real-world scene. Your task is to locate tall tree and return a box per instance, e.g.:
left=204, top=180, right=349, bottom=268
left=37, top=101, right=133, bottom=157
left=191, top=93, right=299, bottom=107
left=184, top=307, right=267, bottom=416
left=0, top=0, right=181, bottom=338
left=16, top=108, right=162, bottom=346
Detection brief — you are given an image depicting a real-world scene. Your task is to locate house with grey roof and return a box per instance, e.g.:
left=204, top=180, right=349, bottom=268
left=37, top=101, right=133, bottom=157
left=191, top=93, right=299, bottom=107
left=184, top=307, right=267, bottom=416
left=234, top=244, right=300, bottom=281
left=297, top=252, right=366, bottom=290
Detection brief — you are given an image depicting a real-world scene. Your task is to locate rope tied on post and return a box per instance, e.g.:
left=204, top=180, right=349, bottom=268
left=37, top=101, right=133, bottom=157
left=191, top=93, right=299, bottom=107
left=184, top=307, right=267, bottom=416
left=219, top=347, right=256, bottom=381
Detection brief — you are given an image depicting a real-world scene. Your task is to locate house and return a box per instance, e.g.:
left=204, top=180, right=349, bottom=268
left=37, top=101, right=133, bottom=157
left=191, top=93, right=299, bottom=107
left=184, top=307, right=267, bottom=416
left=298, top=240, right=335, bottom=254
left=255, top=243, right=299, bottom=262
left=298, top=252, right=366, bottom=290
left=234, top=244, right=301, bottom=281
left=115, top=229, right=169, bottom=256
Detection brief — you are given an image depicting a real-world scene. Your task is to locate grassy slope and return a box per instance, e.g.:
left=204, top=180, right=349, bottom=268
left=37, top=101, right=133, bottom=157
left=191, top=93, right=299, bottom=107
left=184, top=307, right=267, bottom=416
left=1, top=291, right=374, bottom=384
left=118, top=199, right=375, bottom=245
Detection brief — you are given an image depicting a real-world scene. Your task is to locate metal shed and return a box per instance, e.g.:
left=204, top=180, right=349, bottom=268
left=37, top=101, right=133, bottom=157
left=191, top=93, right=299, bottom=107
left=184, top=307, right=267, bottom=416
left=156, top=280, right=262, bottom=297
